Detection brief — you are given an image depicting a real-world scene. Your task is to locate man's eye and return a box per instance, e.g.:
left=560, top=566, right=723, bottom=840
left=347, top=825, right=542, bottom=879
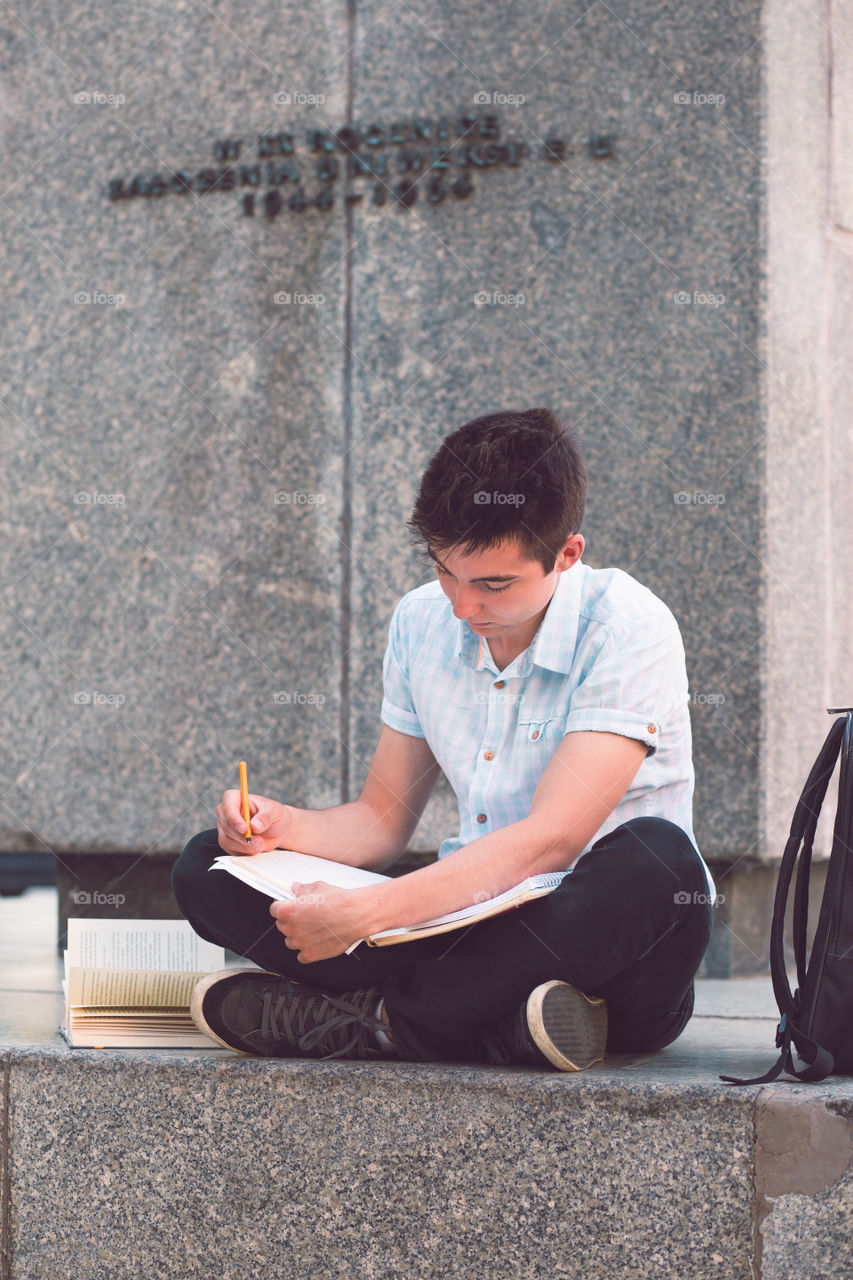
left=434, top=564, right=510, bottom=593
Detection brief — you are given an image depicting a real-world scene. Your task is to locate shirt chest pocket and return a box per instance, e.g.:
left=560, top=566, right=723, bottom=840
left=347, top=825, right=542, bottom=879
left=517, top=717, right=557, bottom=744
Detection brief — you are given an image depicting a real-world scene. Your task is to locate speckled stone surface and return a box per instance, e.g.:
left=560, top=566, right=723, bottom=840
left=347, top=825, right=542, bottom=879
left=7, top=1049, right=758, bottom=1280
left=1, top=0, right=848, bottom=931
left=755, top=1090, right=853, bottom=1280
left=5, top=1048, right=853, bottom=1280
left=344, top=0, right=766, bottom=857
left=760, top=1161, right=853, bottom=1280
left=3, top=891, right=853, bottom=1278
left=0, top=2, right=350, bottom=855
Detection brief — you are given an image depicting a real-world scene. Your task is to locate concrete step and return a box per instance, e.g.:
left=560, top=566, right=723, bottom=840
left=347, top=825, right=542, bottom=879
left=2, top=891, right=852, bottom=1280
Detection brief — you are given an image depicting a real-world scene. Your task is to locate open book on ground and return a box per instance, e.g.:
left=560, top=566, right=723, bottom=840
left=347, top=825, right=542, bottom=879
left=61, top=919, right=227, bottom=1048
left=210, top=849, right=569, bottom=951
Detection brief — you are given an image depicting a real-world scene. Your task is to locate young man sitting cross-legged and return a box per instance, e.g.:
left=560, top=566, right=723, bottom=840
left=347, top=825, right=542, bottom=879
left=173, top=407, right=714, bottom=1071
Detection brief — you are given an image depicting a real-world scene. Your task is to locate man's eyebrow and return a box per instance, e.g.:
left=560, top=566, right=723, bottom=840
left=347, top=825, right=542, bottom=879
left=427, top=548, right=520, bottom=583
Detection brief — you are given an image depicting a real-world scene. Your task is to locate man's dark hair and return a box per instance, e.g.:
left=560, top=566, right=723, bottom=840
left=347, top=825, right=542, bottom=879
left=407, top=407, right=587, bottom=574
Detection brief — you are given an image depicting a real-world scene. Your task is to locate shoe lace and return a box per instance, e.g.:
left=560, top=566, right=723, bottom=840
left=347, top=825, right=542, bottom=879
left=260, top=985, right=388, bottom=1060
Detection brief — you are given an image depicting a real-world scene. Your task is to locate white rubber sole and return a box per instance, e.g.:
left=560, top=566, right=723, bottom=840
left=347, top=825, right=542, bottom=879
left=526, top=980, right=608, bottom=1071
left=189, top=967, right=278, bottom=1054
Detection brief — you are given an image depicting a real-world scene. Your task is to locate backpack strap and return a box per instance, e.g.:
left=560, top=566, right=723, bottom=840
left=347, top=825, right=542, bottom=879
left=720, top=1012, right=835, bottom=1086
left=721, top=717, right=846, bottom=1085
left=792, top=813, right=813, bottom=992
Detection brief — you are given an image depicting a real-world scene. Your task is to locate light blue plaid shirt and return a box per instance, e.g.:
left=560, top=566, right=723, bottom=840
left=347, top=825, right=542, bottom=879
left=381, top=560, right=715, bottom=894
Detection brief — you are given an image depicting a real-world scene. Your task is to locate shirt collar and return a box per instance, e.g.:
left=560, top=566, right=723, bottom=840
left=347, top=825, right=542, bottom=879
left=456, top=560, right=585, bottom=676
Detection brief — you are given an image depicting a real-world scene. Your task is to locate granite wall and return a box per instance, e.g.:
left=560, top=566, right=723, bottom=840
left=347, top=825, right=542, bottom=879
left=0, top=1, right=848, bottom=866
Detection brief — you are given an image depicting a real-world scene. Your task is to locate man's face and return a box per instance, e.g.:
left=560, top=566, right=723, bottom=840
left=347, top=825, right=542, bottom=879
left=428, top=535, right=584, bottom=644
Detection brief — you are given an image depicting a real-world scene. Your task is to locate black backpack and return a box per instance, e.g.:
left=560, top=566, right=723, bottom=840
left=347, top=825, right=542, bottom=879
left=722, top=709, right=853, bottom=1085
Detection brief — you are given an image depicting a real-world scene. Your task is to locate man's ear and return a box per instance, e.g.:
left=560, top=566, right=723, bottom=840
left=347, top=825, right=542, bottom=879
left=555, top=534, right=585, bottom=572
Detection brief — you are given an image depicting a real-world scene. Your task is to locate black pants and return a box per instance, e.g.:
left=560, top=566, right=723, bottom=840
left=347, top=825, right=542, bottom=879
left=172, top=816, right=713, bottom=1063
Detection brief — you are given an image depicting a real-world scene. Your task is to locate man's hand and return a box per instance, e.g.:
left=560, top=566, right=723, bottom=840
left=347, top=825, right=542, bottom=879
left=269, top=882, right=381, bottom=963
left=215, top=789, right=293, bottom=856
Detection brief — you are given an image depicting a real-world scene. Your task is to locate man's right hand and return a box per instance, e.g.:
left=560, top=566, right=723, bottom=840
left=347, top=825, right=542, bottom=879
left=215, top=790, right=292, bottom=856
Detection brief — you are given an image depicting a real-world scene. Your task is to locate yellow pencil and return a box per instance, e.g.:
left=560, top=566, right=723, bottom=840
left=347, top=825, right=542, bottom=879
left=239, top=760, right=252, bottom=843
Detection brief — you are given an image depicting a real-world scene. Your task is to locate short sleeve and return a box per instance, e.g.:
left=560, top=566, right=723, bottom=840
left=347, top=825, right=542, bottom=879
left=563, top=611, right=687, bottom=756
left=380, top=599, right=426, bottom=738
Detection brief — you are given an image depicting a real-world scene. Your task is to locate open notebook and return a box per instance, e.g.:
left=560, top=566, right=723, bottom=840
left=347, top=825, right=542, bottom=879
left=210, top=849, right=568, bottom=952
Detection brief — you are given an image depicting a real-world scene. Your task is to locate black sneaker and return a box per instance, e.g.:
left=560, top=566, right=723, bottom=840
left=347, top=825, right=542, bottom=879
left=190, top=969, right=393, bottom=1060
left=479, top=980, right=608, bottom=1071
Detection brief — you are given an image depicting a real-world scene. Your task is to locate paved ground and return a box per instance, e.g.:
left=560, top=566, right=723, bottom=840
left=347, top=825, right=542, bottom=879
left=0, top=884, right=805, bottom=1086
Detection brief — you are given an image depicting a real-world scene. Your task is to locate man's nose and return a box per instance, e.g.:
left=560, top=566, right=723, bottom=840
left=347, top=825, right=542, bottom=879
left=451, top=588, right=480, bottom=619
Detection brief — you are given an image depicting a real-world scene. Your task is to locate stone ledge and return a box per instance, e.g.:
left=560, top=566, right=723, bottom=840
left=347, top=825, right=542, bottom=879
left=2, top=888, right=852, bottom=1279
left=0, top=1047, right=758, bottom=1280
left=3, top=1035, right=852, bottom=1280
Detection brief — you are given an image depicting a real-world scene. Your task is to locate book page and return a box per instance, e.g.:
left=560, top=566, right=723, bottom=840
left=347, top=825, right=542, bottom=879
left=368, top=871, right=569, bottom=942
left=61, top=1019, right=218, bottom=1049
left=210, top=849, right=390, bottom=898
left=66, top=918, right=223, bottom=972
left=67, top=967, right=213, bottom=1008
left=212, top=855, right=569, bottom=952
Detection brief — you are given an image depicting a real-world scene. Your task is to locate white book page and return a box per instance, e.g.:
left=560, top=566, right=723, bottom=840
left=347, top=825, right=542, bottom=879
left=61, top=1025, right=217, bottom=1048
left=370, top=871, right=569, bottom=940
left=213, top=854, right=569, bottom=949
left=66, top=918, right=223, bottom=972
left=210, top=849, right=391, bottom=898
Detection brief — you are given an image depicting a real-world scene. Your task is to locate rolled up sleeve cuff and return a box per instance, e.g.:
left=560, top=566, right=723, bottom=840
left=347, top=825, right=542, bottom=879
left=563, top=707, right=660, bottom=754
left=381, top=698, right=426, bottom=738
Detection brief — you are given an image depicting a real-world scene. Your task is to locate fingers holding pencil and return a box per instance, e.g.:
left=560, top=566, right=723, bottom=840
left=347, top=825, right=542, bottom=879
left=216, top=790, right=262, bottom=854
left=215, top=765, right=292, bottom=855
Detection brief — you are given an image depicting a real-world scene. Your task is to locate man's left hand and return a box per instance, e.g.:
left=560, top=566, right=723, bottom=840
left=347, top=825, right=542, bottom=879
left=269, top=882, right=373, bottom=963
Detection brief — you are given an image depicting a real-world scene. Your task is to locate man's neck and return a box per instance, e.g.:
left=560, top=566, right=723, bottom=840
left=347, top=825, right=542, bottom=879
left=485, top=604, right=550, bottom=671
left=486, top=638, right=519, bottom=671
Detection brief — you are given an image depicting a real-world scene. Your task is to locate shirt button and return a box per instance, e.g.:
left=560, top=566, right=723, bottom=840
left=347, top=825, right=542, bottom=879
left=494, top=680, right=505, bottom=689
left=476, top=813, right=487, bottom=824
left=484, top=750, right=494, bottom=761
left=647, top=724, right=657, bottom=734
left=530, top=729, right=541, bottom=740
